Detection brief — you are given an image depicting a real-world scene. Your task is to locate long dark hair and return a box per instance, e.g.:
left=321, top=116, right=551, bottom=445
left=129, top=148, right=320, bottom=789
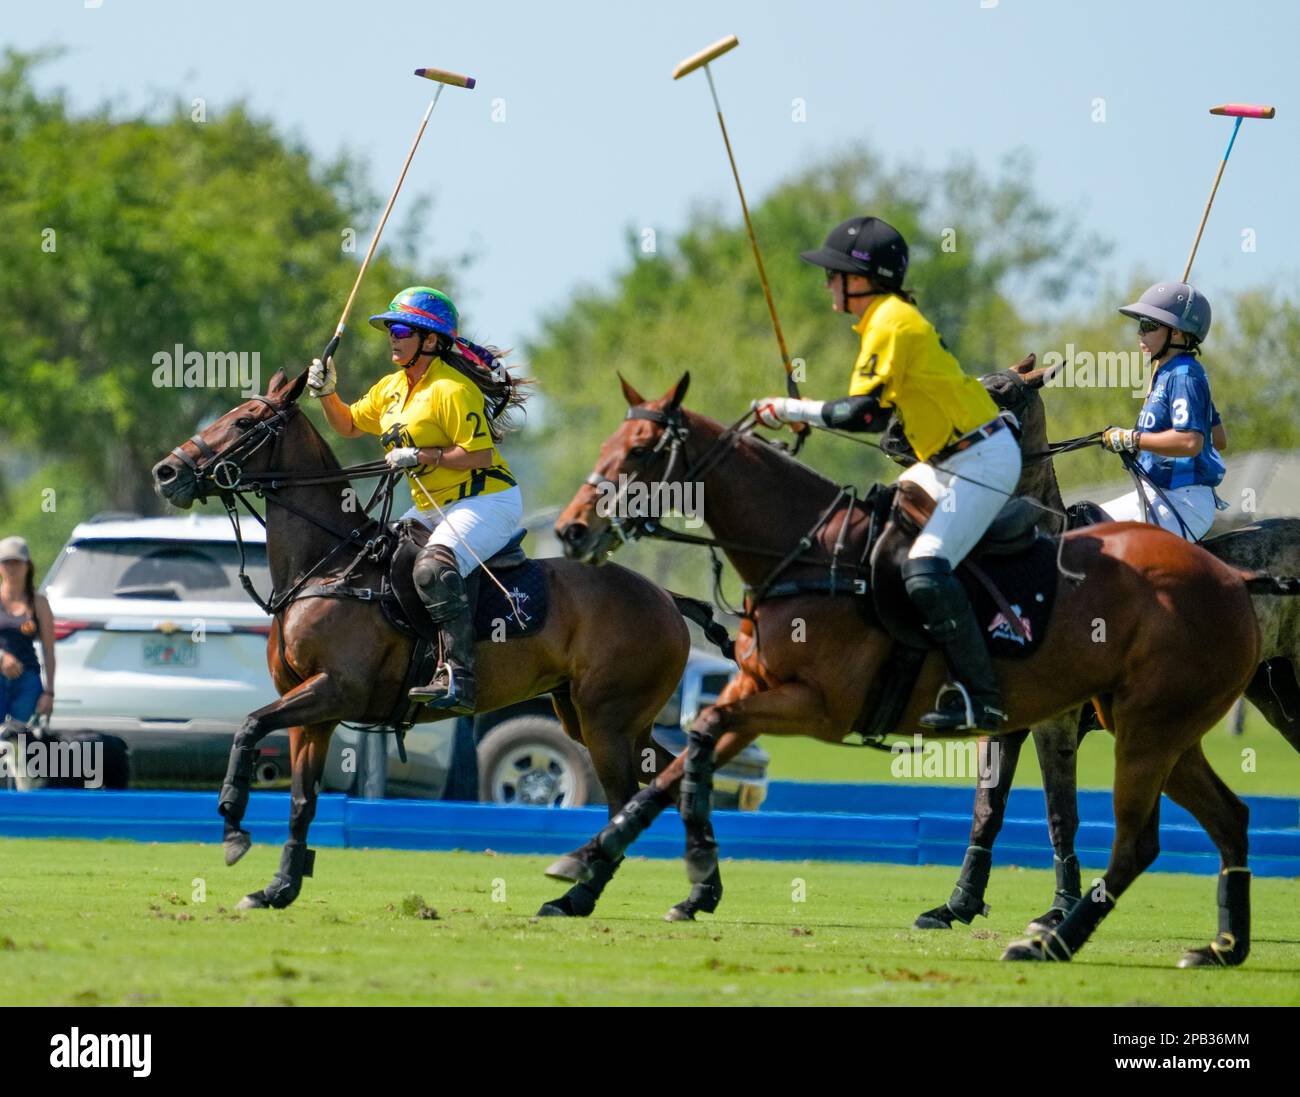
left=433, top=334, right=533, bottom=443
left=2, top=558, right=39, bottom=643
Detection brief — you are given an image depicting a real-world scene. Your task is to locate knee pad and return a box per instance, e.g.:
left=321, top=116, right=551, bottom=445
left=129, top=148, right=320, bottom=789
left=902, top=557, right=966, bottom=636
left=902, top=555, right=959, bottom=605
left=414, top=545, right=468, bottom=620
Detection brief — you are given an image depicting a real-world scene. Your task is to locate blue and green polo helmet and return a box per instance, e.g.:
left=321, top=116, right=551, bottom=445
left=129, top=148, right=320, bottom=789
left=369, top=286, right=459, bottom=338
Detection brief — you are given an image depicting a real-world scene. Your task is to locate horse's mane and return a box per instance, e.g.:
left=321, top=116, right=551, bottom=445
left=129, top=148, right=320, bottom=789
left=281, top=399, right=347, bottom=474
left=680, top=405, right=843, bottom=496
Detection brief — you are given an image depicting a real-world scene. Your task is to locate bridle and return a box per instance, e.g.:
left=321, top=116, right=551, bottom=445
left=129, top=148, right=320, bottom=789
left=169, top=395, right=298, bottom=499
left=579, top=402, right=871, bottom=616
left=169, top=394, right=400, bottom=614
left=583, top=402, right=752, bottom=549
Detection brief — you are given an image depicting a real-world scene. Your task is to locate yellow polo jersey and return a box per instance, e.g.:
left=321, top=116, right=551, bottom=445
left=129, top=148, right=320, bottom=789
left=349, top=360, right=516, bottom=510
left=847, top=295, right=998, bottom=462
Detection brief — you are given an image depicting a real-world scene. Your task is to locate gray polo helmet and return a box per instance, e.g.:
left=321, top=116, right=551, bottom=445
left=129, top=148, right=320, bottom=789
left=1118, top=282, right=1211, bottom=344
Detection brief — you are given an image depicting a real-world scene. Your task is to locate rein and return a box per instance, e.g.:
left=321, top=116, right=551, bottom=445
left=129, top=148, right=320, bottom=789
left=172, top=396, right=402, bottom=615
left=1120, top=451, right=1197, bottom=541
left=587, top=397, right=1110, bottom=612
left=586, top=405, right=871, bottom=616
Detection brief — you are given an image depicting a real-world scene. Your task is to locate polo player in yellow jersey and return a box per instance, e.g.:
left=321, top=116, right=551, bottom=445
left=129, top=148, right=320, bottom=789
left=307, top=286, right=527, bottom=715
left=752, top=217, right=1023, bottom=731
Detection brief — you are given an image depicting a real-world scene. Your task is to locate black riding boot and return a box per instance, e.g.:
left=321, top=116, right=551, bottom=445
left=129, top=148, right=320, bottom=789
left=902, top=556, right=1007, bottom=732
left=408, top=545, right=477, bottom=715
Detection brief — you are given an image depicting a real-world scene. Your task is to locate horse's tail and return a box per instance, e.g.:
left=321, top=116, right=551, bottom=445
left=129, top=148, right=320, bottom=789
left=669, top=592, right=735, bottom=662
left=1239, top=570, right=1300, bottom=596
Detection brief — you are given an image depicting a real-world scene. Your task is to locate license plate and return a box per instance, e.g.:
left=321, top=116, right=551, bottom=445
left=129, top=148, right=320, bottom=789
left=143, top=640, right=197, bottom=668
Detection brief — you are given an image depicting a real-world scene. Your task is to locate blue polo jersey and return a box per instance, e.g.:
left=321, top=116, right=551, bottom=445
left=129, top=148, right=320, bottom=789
left=1134, top=353, right=1225, bottom=489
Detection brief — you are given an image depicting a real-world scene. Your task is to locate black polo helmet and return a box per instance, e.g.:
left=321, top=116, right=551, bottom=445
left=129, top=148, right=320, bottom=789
left=801, top=215, right=909, bottom=290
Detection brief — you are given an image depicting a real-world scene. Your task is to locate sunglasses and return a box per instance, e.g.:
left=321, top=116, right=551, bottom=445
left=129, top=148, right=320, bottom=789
left=1137, top=318, right=1163, bottom=335
left=386, top=322, right=419, bottom=340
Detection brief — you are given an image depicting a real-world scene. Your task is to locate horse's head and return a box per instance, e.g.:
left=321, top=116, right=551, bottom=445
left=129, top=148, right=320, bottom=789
left=152, top=368, right=309, bottom=508
left=555, top=371, right=693, bottom=563
left=982, top=353, right=1069, bottom=531
left=982, top=353, right=1057, bottom=455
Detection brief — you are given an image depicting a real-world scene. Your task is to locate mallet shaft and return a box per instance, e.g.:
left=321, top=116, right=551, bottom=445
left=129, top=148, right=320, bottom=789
left=327, top=94, right=439, bottom=357
left=711, top=94, right=793, bottom=376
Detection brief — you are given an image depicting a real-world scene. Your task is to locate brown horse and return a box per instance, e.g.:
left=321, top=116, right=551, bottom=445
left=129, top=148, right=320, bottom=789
left=551, top=372, right=1286, bottom=966
left=151, top=367, right=695, bottom=915
left=913, top=360, right=1300, bottom=935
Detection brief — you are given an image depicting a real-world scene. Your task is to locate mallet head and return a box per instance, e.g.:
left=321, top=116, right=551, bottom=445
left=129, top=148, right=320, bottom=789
left=415, top=67, right=476, bottom=89
left=673, top=35, right=739, bottom=79
left=1210, top=103, right=1275, bottom=119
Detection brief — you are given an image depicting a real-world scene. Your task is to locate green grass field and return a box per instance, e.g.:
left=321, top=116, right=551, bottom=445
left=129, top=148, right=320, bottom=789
left=761, top=705, right=1300, bottom=797
left=1, top=838, right=1297, bottom=1005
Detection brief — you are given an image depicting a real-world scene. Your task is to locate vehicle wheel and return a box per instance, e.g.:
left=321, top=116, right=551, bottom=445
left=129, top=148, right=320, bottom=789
left=476, top=717, right=596, bottom=807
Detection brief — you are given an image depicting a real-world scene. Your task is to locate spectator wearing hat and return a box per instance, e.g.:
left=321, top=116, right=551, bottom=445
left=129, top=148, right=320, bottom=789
left=0, top=536, right=55, bottom=724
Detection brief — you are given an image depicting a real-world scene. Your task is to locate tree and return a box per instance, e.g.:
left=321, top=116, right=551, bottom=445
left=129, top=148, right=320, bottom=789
left=520, top=147, right=1106, bottom=595
left=0, top=48, right=446, bottom=566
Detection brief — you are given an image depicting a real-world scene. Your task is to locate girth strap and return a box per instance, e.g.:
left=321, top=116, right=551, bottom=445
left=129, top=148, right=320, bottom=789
left=959, top=560, right=1028, bottom=642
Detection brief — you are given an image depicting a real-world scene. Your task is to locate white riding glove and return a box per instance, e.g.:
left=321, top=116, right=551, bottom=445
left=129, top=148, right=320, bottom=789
left=751, top=396, right=825, bottom=430
left=1101, top=426, right=1142, bottom=454
left=385, top=447, right=422, bottom=469
left=307, top=356, right=337, bottom=398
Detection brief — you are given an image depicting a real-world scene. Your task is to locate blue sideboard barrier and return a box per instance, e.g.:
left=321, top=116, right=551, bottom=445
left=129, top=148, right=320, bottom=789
left=0, top=783, right=1295, bottom=877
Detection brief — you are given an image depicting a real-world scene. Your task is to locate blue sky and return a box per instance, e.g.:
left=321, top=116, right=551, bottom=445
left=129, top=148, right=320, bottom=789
left=7, top=0, right=1297, bottom=354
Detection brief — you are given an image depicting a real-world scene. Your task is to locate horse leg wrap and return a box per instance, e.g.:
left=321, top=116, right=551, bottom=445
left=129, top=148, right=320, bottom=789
left=596, top=786, right=671, bottom=862
left=1046, top=887, right=1116, bottom=959
left=679, top=728, right=716, bottom=826
left=1212, top=869, right=1251, bottom=964
left=683, top=869, right=724, bottom=915
left=261, top=841, right=314, bottom=908
left=1051, top=854, right=1082, bottom=913
left=218, top=744, right=258, bottom=822
left=945, top=845, right=992, bottom=923
left=558, top=855, right=622, bottom=917
left=684, top=819, right=719, bottom=885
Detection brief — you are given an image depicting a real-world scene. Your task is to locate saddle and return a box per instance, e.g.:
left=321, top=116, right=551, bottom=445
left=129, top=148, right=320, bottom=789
left=869, top=480, right=1060, bottom=657
left=383, top=521, right=546, bottom=645
left=847, top=483, right=1063, bottom=743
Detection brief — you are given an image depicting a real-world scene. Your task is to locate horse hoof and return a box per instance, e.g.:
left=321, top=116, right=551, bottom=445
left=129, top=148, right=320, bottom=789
left=1001, top=935, right=1052, bottom=962
left=664, top=904, right=696, bottom=922
left=1177, top=941, right=1244, bottom=968
left=1026, top=908, right=1067, bottom=935
left=913, top=905, right=956, bottom=930
left=236, top=891, right=270, bottom=910
left=224, top=830, right=252, bottom=867
left=1177, top=948, right=1220, bottom=969
left=536, top=901, right=573, bottom=918
left=545, top=855, right=593, bottom=884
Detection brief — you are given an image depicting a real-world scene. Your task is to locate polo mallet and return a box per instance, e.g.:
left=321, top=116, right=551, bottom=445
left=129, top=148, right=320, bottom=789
left=673, top=35, right=806, bottom=442
left=1181, top=103, right=1276, bottom=281
left=318, top=66, right=477, bottom=366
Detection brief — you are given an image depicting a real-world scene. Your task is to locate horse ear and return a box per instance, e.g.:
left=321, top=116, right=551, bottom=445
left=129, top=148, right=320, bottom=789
left=280, top=367, right=310, bottom=405
left=618, top=373, right=644, bottom=407
left=266, top=368, right=288, bottom=395
left=666, top=371, right=690, bottom=411
left=1009, top=353, right=1058, bottom=390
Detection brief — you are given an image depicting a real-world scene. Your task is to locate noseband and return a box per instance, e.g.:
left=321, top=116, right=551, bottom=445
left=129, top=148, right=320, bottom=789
left=170, top=395, right=298, bottom=499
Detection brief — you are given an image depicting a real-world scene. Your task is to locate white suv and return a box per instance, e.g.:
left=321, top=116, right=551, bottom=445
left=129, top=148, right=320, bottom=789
left=41, top=513, right=286, bottom=781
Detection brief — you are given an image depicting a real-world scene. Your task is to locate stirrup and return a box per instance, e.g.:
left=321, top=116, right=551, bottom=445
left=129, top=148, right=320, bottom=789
left=409, top=663, right=476, bottom=714
left=919, top=682, right=1006, bottom=731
